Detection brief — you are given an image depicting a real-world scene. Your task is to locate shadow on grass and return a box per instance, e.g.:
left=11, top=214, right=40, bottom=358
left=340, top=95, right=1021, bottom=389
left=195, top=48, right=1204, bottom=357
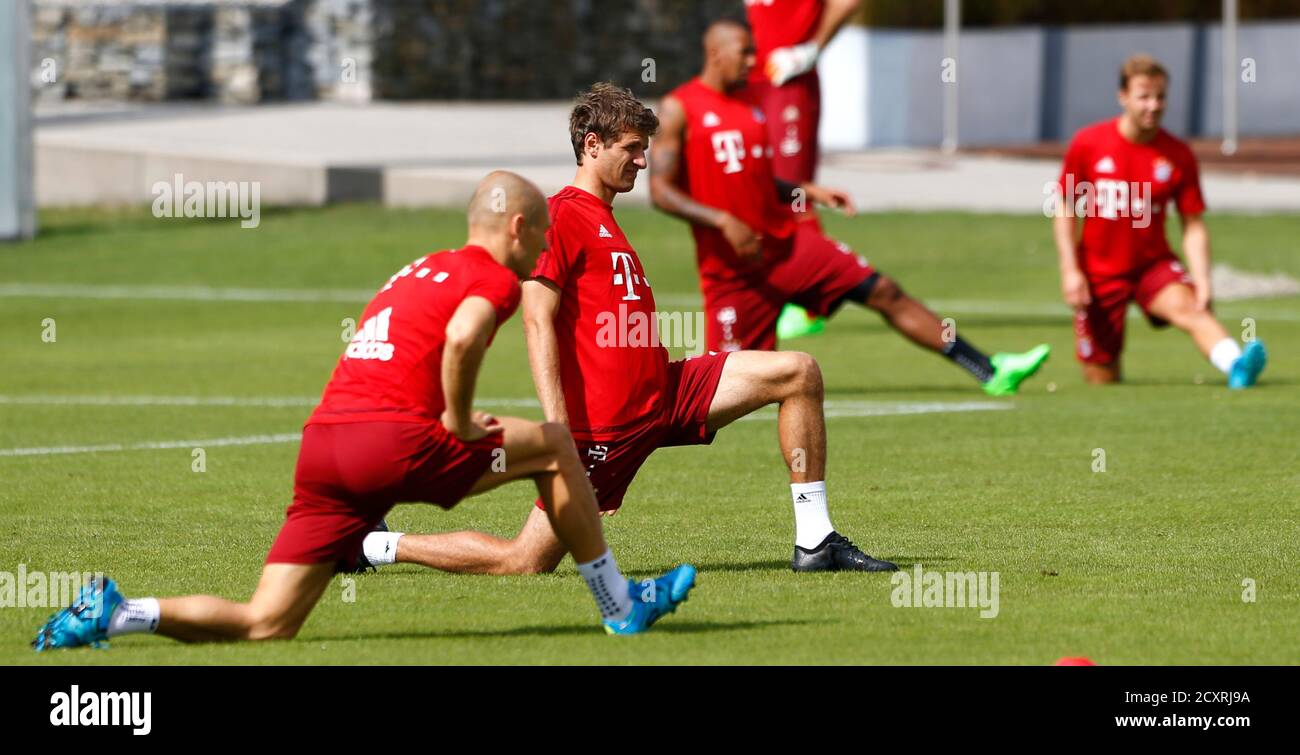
left=641, top=559, right=790, bottom=574
left=884, top=556, right=959, bottom=565
left=34, top=205, right=352, bottom=240
left=643, top=556, right=956, bottom=572
left=316, top=618, right=809, bottom=642
left=1120, top=376, right=1298, bottom=388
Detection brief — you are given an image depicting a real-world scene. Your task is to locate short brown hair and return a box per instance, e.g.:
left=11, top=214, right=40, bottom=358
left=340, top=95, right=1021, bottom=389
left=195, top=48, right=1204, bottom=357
left=1119, top=54, right=1168, bottom=90
left=569, top=82, right=659, bottom=164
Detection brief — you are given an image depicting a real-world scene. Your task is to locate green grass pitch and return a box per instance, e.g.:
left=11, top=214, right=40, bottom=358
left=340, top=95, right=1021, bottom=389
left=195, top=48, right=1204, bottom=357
left=1, top=205, right=1296, bottom=664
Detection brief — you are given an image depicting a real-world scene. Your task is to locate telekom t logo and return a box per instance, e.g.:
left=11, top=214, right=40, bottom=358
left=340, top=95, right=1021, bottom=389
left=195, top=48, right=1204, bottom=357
left=712, top=130, right=745, bottom=174
left=610, top=251, right=646, bottom=301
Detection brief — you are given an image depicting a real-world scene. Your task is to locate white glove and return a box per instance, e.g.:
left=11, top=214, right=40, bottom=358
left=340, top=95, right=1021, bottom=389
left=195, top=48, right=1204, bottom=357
left=765, top=41, right=820, bottom=86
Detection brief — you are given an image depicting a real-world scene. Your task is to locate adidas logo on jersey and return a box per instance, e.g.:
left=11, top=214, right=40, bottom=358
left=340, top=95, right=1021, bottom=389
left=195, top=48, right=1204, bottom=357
left=598, top=224, right=613, bottom=238
left=346, top=306, right=395, bottom=361
left=702, top=111, right=721, bottom=127
left=1095, top=156, right=1116, bottom=173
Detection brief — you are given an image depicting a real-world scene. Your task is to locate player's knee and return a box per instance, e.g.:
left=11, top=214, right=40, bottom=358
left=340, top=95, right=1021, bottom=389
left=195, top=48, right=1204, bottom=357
left=866, top=275, right=903, bottom=311
left=539, top=422, right=578, bottom=462
left=505, top=549, right=560, bottom=575
left=780, top=351, right=823, bottom=399
left=498, top=529, right=563, bottom=575
left=245, top=609, right=303, bottom=641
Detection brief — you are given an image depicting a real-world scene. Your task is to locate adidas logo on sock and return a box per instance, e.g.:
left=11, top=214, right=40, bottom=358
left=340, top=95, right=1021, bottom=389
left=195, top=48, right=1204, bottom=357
left=796, top=493, right=810, bottom=502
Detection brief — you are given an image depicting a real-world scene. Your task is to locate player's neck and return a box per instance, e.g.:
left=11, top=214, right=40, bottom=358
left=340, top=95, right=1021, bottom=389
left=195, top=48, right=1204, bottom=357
left=697, top=69, right=729, bottom=94
left=571, top=170, right=617, bottom=206
left=463, top=234, right=511, bottom=268
left=1117, top=115, right=1158, bottom=144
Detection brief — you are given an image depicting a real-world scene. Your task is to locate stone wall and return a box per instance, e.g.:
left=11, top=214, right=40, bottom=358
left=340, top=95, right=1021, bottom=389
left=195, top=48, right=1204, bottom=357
left=29, top=0, right=743, bottom=103
left=30, top=0, right=325, bottom=104
left=370, top=0, right=742, bottom=100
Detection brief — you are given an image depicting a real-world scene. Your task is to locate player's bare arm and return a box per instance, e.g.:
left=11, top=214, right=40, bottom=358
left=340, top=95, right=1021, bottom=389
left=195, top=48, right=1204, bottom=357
left=522, top=278, right=569, bottom=425
left=440, top=295, right=504, bottom=442
left=649, top=94, right=762, bottom=259
left=775, top=177, right=856, bottom=215
left=1180, top=213, right=1213, bottom=310
left=1053, top=193, right=1090, bottom=309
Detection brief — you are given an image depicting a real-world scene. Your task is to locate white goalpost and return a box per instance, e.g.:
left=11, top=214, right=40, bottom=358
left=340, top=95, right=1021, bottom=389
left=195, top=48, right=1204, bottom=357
left=1, top=0, right=35, bottom=241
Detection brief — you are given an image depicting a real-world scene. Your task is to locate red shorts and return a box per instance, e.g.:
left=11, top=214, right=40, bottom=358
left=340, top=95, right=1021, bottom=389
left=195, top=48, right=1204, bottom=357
left=1074, top=256, right=1194, bottom=365
left=749, top=72, right=821, bottom=184
left=266, top=420, right=501, bottom=569
left=703, top=224, right=875, bottom=351
left=534, top=351, right=730, bottom=513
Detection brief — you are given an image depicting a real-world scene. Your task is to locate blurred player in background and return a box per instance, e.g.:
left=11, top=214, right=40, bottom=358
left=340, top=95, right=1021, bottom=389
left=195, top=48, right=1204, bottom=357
left=1054, top=54, right=1266, bottom=388
left=33, top=172, right=695, bottom=650
left=650, top=20, right=1050, bottom=395
left=745, top=0, right=862, bottom=337
left=745, top=0, right=860, bottom=190
left=358, top=83, right=899, bottom=577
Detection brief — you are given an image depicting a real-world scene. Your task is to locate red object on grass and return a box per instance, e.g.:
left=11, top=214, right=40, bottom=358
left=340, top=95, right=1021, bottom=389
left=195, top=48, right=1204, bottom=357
left=1054, top=657, right=1097, bottom=666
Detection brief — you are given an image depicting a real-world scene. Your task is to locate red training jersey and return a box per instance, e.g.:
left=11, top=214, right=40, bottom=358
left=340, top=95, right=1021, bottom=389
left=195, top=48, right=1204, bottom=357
left=668, top=77, right=798, bottom=282
left=310, top=246, right=520, bottom=426
left=532, top=186, right=668, bottom=438
left=1058, top=117, right=1206, bottom=280
left=745, top=0, right=823, bottom=85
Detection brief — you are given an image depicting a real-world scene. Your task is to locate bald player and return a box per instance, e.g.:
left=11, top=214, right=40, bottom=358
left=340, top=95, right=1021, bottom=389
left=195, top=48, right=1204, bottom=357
left=33, top=171, right=696, bottom=650
left=651, top=20, right=1050, bottom=395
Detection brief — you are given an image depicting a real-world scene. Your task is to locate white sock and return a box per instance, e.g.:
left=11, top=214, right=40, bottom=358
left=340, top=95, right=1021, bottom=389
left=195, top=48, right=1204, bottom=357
left=106, top=598, right=160, bottom=637
left=361, top=531, right=403, bottom=566
left=792, top=481, right=835, bottom=550
left=1209, top=338, right=1243, bottom=374
left=576, top=550, right=632, bottom=622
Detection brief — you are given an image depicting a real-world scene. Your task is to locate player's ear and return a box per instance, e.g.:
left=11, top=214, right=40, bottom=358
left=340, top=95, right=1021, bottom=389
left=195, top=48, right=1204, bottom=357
left=583, top=131, right=602, bottom=161
left=508, top=212, right=526, bottom=241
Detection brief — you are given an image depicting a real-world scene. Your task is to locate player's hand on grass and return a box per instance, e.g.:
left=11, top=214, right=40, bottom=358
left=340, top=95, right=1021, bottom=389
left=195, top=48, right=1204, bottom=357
left=718, top=212, right=763, bottom=261
left=803, top=184, right=856, bottom=215
left=1061, top=268, right=1091, bottom=309
left=441, top=409, right=503, bottom=442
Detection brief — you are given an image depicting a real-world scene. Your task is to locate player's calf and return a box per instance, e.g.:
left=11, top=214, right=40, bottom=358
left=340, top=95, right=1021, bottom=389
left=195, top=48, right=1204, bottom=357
left=854, top=273, right=1050, bottom=394
left=1146, top=283, right=1265, bottom=388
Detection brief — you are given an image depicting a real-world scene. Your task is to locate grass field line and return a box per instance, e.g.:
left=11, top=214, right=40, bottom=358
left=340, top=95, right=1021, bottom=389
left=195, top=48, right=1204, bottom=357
left=0, top=399, right=1011, bottom=456
left=0, top=432, right=303, bottom=457
left=0, top=282, right=373, bottom=303
left=3, top=282, right=1296, bottom=320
